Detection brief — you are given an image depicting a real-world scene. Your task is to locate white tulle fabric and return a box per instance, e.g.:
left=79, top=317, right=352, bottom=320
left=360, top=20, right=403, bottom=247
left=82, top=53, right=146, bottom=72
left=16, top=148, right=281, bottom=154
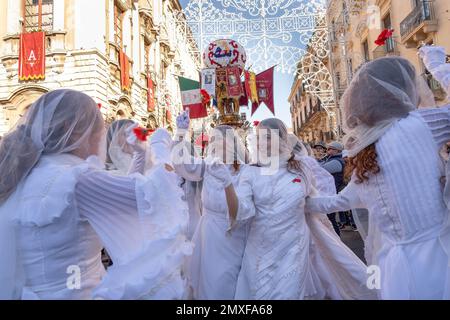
left=94, top=129, right=193, bottom=300
left=234, top=119, right=374, bottom=300
left=106, top=120, right=136, bottom=174
left=93, top=167, right=193, bottom=300
left=172, top=126, right=253, bottom=299
left=234, top=162, right=375, bottom=300
left=0, top=89, right=104, bottom=299
left=306, top=112, right=450, bottom=299
left=341, top=57, right=434, bottom=158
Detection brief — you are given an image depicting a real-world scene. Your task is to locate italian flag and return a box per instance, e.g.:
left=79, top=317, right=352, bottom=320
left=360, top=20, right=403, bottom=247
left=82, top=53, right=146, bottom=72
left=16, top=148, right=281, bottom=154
left=179, top=77, right=208, bottom=119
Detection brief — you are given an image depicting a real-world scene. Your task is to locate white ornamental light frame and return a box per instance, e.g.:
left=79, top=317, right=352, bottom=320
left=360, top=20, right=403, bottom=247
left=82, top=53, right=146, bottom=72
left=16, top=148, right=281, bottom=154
left=174, top=0, right=338, bottom=117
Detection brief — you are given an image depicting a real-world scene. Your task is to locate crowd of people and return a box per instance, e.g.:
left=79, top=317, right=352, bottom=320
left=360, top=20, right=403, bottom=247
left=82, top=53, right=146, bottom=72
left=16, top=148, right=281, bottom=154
left=0, top=47, right=450, bottom=300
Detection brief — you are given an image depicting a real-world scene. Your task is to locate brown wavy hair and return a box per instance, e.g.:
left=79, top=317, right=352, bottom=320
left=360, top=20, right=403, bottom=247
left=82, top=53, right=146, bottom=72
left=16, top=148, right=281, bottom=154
left=344, top=144, right=380, bottom=184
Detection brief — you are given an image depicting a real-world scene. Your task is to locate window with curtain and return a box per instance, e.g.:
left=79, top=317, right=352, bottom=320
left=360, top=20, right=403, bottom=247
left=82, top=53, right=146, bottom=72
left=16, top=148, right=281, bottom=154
left=23, top=0, right=54, bottom=32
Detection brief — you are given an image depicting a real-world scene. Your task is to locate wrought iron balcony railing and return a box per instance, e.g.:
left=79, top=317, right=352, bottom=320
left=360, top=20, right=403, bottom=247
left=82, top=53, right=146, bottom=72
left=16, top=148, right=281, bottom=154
left=400, top=1, right=437, bottom=41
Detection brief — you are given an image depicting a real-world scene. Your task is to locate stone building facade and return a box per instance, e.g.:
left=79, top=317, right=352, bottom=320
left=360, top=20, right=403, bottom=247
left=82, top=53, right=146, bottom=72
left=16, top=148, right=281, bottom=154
left=0, top=0, right=200, bottom=136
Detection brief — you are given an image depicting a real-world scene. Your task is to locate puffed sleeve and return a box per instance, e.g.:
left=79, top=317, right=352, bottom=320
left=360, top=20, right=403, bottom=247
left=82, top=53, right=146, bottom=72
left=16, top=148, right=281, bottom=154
left=305, top=179, right=365, bottom=214
left=75, top=167, right=192, bottom=300
left=417, top=105, right=450, bottom=150
left=230, top=167, right=257, bottom=230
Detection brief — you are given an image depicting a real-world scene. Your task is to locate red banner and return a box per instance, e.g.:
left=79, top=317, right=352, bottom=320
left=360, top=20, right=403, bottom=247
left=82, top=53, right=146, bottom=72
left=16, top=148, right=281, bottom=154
left=252, top=66, right=275, bottom=116
left=120, top=51, right=131, bottom=92
left=226, top=67, right=243, bottom=98
left=147, top=75, right=155, bottom=112
left=244, top=70, right=251, bottom=98
left=19, top=31, right=46, bottom=81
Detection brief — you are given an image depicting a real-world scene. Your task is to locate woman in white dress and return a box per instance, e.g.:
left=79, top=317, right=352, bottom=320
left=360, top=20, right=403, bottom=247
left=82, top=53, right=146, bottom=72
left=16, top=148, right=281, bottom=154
left=172, top=120, right=253, bottom=300
left=0, top=89, right=191, bottom=300
left=305, top=56, right=450, bottom=299
left=210, top=118, right=375, bottom=300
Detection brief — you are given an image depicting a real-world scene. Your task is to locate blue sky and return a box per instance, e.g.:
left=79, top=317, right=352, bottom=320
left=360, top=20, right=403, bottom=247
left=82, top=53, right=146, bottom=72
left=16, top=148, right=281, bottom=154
left=178, top=0, right=310, bottom=128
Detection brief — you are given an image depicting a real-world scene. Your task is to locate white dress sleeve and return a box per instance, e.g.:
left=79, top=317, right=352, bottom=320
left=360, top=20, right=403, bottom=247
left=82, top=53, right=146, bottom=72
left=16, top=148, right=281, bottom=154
left=305, top=179, right=365, bottom=214
left=231, top=167, right=257, bottom=229
left=417, top=105, right=450, bottom=149
left=75, top=168, right=192, bottom=300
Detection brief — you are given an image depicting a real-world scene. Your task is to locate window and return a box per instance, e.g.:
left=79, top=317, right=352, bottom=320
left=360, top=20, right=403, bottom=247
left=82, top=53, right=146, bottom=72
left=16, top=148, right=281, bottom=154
left=23, top=0, right=54, bottom=32
left=114, top=3, right=124, bottom=48
left=362, top=40, right=370, bottom=62
left=383, top=14, right=395, bottom=53
left=144, top=41, right=151, bottom=73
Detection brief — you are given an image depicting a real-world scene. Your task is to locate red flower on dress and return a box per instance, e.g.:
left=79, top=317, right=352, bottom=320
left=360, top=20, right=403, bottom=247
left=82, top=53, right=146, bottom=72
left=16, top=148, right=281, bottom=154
left=375, top=29, right=394, bottom=46
left=200, top=89, right=211, bottom=105
left=133, top=127, right=154, bottom=142
left=253, top=120, right=260, bottom=127
left=292, top=178, right=302, bottom=183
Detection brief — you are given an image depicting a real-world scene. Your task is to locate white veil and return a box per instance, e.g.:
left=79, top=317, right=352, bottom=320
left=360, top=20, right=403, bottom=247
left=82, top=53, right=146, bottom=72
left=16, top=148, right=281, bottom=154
left=106, top=119, right=136, bottom=173
left=342, top=56, right=435, bottom=158
left=0, top=89, right=104, bottom=299
left=205, top=125, right=249, bottom=165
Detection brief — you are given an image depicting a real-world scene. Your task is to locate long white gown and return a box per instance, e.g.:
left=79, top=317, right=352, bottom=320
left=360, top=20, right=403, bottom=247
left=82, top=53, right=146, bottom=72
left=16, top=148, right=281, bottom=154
left=0, top=153, right=191, bottom=299
left=234, top=158, right=376, bottom=300
left=306, top=109, right=450, bottom=300
left=175, top=162, right=253, bottom=300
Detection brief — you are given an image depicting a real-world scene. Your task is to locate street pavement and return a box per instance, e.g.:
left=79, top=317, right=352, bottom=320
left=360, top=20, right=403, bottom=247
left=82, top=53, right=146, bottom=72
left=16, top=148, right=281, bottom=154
left=340, top=227, right=366, bottom=263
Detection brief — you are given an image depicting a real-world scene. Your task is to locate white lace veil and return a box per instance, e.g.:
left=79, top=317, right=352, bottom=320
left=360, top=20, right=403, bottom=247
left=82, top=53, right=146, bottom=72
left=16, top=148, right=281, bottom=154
left=0, top=89, right=104, bottom=299
left=0, top=89, right=104, bottom=203
left=205, top=125, right=248, bottom=165
left=106, top=119, right=135, bottom=173
left=342, top=56, right=435, bottom=158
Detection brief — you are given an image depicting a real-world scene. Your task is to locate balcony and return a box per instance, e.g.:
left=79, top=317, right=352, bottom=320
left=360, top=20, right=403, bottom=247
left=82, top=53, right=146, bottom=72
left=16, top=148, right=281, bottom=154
left=372, top=38, right=400, bottom=59
left=400, top=1, right=438, bottom=48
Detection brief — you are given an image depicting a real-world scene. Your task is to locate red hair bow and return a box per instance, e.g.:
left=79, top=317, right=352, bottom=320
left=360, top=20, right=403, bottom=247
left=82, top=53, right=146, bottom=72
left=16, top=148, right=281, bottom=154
left=133, top=127, right=154, bottom=142
left=200, top=89, right=211, bottom=105
left=375, top=29, right=394, bottom=46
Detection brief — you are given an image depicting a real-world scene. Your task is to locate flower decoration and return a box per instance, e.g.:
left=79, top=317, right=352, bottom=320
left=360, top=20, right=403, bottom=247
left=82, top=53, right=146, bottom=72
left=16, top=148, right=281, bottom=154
left=200, top=89, right=211, bottom=105
left=292, top=178, right=302, bottom=183
left=375, top=29, right=394, bottom=46
left=133, top=127, right=154, bottom=142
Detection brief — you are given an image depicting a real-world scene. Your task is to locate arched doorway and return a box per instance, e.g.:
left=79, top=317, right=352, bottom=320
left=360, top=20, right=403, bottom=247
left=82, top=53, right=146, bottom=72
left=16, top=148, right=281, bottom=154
left=106, top=96, right=135, bottom=124
left=0, top=86, right=48, bottom=132
left=146, top=115, right=158, bottom=130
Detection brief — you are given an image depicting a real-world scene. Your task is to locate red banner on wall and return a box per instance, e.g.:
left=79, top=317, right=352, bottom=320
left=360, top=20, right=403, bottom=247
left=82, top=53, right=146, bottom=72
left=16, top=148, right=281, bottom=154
left=119, top=51, right=131, bottom=92
left=147, top=75, right=155, bottom=112
left=19, top=31, right=46, bottom=81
